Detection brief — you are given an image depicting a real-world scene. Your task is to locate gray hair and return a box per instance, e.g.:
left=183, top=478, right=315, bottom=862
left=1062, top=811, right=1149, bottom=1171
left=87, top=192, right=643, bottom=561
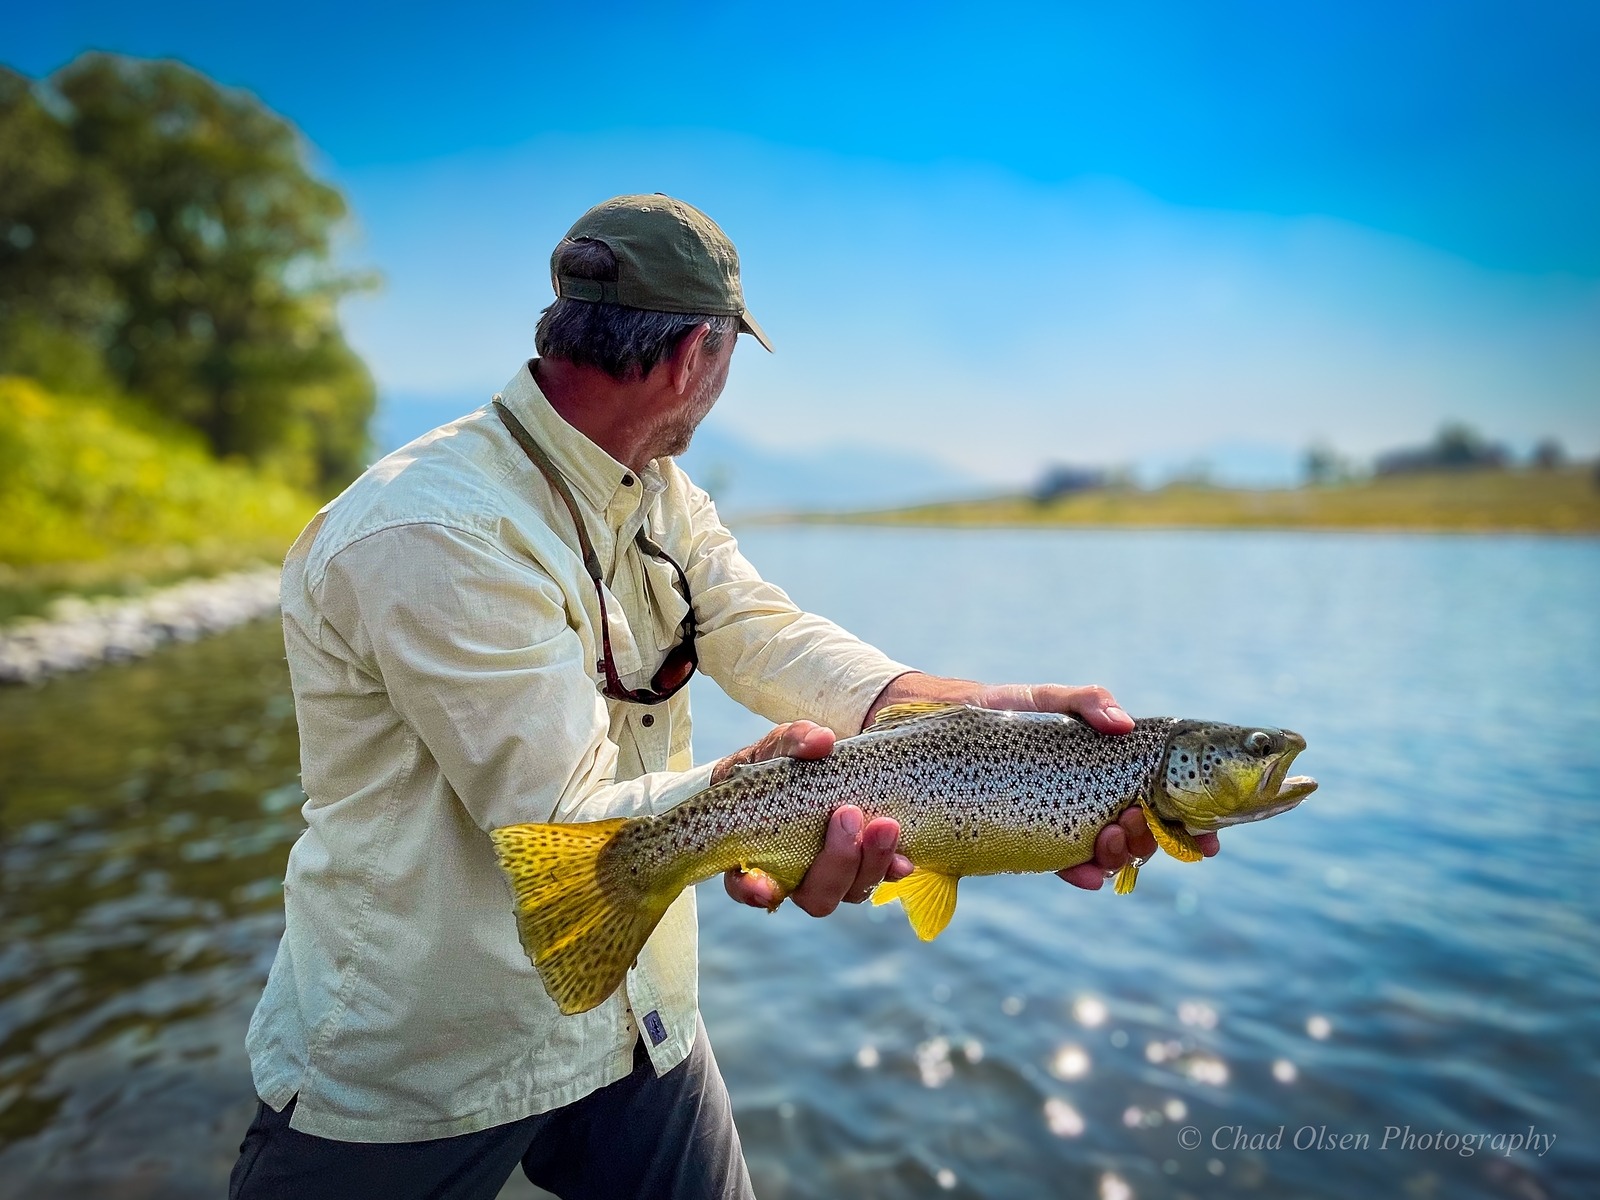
left=535, top=238, right=735, bottom=381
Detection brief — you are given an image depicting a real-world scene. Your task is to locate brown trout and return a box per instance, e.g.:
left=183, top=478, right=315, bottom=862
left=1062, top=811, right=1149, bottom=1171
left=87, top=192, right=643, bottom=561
left=491, top=702, right=1316, bottom=1015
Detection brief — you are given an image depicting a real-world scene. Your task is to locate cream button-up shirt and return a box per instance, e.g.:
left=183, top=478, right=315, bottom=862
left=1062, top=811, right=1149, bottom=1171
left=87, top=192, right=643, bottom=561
left=246, top=360, right=910, bottom=1142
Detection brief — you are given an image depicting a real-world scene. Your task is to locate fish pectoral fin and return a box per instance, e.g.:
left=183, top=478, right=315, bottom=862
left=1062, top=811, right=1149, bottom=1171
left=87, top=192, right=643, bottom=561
left=1140, top=799, right=1205, bottom=864
left=872, top=867, right=960, bottom=941
left=863, top=701, right=968, bottom=732
left=1113, top=862, right=1141, bottom=894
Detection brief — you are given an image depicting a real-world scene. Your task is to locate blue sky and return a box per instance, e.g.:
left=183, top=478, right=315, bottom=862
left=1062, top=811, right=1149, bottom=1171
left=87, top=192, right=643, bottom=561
left=12, top=0, right=1600, bottom=483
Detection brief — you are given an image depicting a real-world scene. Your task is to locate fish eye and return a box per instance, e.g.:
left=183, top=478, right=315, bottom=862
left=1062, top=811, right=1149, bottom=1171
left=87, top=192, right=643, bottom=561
left=1244, top=731, right=1273, bottom=756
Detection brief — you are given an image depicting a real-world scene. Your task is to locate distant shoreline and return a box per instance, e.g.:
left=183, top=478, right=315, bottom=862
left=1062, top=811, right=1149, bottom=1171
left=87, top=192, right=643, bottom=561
left=751, top=467, right=1600, bottom=537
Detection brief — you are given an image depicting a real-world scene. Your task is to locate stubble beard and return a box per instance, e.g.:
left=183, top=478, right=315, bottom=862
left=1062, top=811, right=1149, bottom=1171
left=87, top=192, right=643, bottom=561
left=654, top=357, right=728, bottom=459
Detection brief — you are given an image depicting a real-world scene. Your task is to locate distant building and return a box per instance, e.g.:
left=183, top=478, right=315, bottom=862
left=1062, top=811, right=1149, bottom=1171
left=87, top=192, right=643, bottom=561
left=1032, top=464, right=1110, bottom=503
left=1374, top=424, right=1508, bottom=476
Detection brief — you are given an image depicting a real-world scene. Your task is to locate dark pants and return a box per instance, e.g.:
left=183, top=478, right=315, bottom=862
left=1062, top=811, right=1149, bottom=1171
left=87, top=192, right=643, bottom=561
left=229, top=1020, right=754, bottom=1200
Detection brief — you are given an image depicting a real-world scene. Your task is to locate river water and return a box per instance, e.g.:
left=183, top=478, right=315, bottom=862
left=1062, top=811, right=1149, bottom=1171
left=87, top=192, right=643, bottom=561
left=1, top=528, right=1596, bottom=1199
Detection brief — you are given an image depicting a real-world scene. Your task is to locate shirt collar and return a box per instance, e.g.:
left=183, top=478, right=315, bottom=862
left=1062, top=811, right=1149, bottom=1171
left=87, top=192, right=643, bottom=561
left=495, top=359, right=647, bottom=515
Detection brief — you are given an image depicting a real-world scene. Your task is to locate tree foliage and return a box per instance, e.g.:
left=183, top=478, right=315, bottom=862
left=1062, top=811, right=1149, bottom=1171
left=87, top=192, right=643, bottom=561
left=0, top=55, right=376, bottom=488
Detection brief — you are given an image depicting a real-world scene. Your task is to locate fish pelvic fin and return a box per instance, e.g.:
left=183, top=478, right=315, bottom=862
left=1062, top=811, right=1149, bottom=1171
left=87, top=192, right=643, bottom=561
left=1139, top=798, right=1205, bottom=863
left=1113, top=862, right=1141, bottom=894
left=490, top=818, right=674, bottom=1016
left=736, top=864, right=791, bottom=913
left=872, top=867, right=960, bottom=941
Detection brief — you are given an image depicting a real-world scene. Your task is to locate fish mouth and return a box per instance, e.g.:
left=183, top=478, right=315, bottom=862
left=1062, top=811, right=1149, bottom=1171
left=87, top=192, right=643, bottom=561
left=1206, top=775, right=1317, bottom=827
left=1192, top=742, right=1318, bottom=831
left=1261, top=736, right=1317, bottom=806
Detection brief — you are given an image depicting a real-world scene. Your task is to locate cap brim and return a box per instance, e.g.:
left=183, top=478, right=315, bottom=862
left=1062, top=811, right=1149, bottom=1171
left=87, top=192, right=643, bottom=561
left=739, top=311, right=774, bottom=353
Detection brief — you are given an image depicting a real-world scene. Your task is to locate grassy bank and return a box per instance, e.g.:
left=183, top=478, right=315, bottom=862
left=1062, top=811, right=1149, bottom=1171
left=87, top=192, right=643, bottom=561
left=0, top=377, right=320, bottom=623
left=785, top=467, right=1600, bottom=535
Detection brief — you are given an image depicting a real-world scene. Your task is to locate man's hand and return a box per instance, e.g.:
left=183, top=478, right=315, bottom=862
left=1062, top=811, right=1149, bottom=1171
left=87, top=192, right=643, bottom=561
left=864, top=675, right=1136, bottom=736
left=717, top=721, right=914, bottom=915
left=865, top=673, right=1222, bottom=890
left=972, top=681, right=1135, bottom=735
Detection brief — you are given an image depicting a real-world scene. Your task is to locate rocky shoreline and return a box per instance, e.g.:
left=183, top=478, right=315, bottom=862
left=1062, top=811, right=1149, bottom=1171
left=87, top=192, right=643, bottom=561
left=0, top=569, right=281, bottom=685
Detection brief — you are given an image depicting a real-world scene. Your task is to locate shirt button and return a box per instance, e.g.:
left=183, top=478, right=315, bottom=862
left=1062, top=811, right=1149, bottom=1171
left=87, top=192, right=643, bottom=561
left=621, top=474, right=635, bottom=487
left=641, top=713, right=655, bottom=727
left=492, top=393, right=502, bottom=402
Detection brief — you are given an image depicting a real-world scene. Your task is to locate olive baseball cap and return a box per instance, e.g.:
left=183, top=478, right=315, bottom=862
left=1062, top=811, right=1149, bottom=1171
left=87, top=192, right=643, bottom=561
left=551, top=194, right=773, bottom=352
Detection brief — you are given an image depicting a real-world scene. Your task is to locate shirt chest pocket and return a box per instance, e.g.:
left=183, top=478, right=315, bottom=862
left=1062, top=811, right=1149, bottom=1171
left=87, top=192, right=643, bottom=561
left=635, top=549, right=692, bottom=656
left=598, top=546, right=691, bottom=686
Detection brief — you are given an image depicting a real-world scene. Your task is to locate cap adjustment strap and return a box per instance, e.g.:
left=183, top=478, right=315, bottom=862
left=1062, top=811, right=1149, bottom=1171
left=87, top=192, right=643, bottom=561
left=556, top=276, right=621, bottom=304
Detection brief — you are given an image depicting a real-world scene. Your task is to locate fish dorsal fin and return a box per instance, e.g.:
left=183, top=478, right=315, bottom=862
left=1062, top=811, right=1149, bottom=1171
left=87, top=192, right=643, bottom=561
left=864, top=701, right=967, bottom=732
left=1139, top=797, right=1205, bottom=863
left=872, top=867, right=960, bottom=940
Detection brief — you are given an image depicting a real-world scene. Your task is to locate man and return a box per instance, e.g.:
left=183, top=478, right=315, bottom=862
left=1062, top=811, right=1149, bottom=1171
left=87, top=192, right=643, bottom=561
left=230, top=194, right=1218, bottom=1200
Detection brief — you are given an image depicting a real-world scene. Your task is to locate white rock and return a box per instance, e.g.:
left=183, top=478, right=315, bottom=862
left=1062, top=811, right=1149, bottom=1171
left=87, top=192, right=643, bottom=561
left=0, top=568, right=281, bottom=684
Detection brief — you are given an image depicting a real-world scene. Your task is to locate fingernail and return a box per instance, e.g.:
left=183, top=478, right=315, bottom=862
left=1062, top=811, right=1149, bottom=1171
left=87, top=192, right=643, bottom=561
left=839, top=808, right=862, bottom=836
left=1106, top=705, right=1130, bottom=723
left=870, top=826, right=897, bottom=852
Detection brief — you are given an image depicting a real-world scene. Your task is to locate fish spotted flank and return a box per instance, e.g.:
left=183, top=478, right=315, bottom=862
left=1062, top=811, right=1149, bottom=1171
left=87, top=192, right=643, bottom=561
left=491, top=702, right=1316, bottom=1015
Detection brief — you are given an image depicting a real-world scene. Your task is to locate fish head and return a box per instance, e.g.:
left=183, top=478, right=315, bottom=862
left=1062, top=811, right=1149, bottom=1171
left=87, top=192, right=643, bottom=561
left=1152, top=721, right=1317, bottom=832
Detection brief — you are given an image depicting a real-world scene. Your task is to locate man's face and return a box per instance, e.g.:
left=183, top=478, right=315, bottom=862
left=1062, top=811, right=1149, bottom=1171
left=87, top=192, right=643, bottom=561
left=657, top=332, right=735, bottom=458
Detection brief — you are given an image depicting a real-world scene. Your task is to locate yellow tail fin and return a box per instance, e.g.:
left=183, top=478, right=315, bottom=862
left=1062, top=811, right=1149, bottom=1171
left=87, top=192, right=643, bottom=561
left=490, top=818, right=674, bottom=1016
left=872, top=867, right=960, bottom=940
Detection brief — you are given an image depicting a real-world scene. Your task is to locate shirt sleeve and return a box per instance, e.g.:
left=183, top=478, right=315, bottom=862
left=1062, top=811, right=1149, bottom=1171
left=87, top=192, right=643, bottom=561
left=677, top=481, right=913, bottom=736
left=314, top=522, right=714, bottom=832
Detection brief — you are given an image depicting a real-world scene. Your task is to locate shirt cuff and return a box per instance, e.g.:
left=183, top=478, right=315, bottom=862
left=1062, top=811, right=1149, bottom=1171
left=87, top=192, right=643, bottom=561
left=821, top=655, right=918, bottom=737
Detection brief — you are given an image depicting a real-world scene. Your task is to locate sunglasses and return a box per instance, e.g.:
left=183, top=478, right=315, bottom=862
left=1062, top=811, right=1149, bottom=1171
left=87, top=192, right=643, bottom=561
left=496, top=400, right=698, bottom=704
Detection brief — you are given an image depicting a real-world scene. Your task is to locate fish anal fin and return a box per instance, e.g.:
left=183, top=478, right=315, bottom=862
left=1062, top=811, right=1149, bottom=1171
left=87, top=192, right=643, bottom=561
left=1140, top=799, right=1205, bottom=863
left=1113, top=862, right=1141, bottom=894
left=865, top=701, right=967, bottom=732
left=872, top=867, right=960, bottom=940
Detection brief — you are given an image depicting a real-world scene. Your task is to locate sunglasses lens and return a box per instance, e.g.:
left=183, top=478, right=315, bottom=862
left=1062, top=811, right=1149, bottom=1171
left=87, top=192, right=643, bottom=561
left=654, top=649, right=697, bottom=694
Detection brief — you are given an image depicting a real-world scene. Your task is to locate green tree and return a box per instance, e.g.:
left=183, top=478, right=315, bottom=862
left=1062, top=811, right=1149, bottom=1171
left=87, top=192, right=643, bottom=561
left=0, top=66, right=134, bottom=393
left=1, top=54, right=377, bottom=488
left=1303, top=439, right=1348, bottom=485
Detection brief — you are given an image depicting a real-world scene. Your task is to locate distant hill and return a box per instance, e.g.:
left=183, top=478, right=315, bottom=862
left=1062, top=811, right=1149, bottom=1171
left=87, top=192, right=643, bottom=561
left=376, top=391, right=985, bottom=516
left=674, top=424, right=984, bottom=516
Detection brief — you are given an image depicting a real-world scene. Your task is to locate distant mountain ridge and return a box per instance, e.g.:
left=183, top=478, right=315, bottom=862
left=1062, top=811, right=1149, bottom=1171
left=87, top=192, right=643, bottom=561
left=673, top=423, right=986, bottom=515
left=376, top=392, right=1325, bottom=515
left=376, top=391, right=987, bottom=516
